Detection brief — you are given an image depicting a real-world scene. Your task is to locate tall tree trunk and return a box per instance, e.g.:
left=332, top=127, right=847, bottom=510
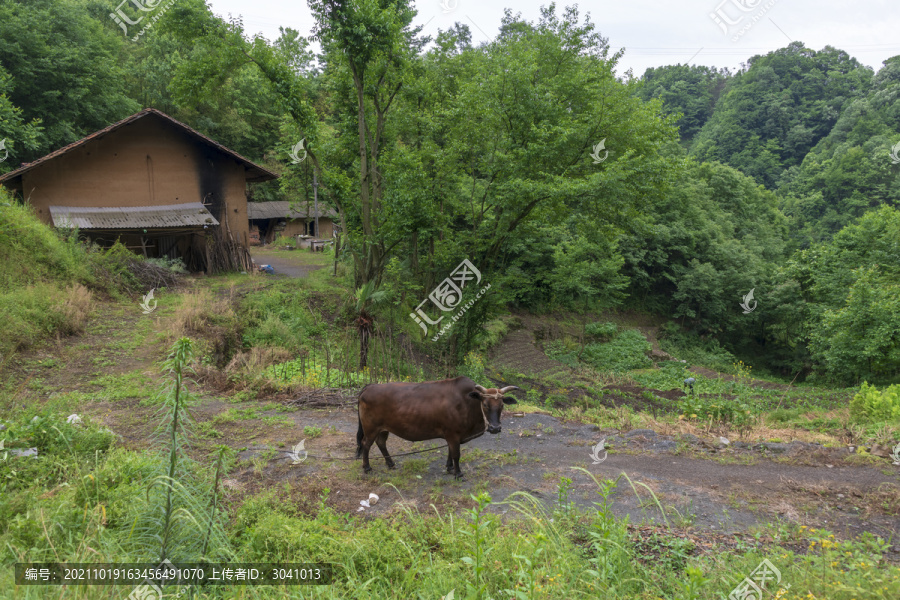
left=359, top=326, right=370, bottom=370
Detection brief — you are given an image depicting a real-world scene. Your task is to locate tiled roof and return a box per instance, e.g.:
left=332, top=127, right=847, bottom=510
left=49, top=202, right=219, bottom=230
left=248, top=201, right=337, bottom=220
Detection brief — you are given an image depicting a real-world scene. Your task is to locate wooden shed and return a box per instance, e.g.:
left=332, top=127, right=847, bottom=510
left=0, top=108, right=278, bottom=272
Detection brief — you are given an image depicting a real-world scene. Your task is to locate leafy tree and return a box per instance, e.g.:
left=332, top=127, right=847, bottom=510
left=635, top=64, right=730, bottom=142
left=0, top=66, right=42, bottom=173
left=782, top=205, right=900, bottom=382
left=412, top=6, right=680, bottom=276
left=810, top=267, right=900, bottom=384
left=375, top=5, right=682, bottom=357
left=0, top=0, right=139, bottom=160
left=307, top=0, right=422, bottom=287
left=619, top=159, right=786, bottom=336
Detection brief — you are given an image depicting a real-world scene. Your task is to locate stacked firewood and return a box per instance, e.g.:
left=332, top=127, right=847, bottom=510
left=206, top=222, right=253, bottom=274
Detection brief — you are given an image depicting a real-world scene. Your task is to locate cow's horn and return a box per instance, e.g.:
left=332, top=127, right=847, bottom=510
left=499, top=386, right=519, bottom=393
left=475, top=385, right=487, bottom=392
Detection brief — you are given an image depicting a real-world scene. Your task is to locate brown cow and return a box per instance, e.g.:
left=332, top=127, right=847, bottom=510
left=355, top=377, right=518, bottom=478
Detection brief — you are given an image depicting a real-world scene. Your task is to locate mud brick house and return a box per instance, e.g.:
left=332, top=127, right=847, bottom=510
left=0, top=108, right=277, bottom=272
left=247, top=201, right=337, bottom=245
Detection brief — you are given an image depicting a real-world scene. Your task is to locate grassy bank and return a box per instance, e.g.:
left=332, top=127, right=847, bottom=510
left=0, top=195, right=165, bottom=361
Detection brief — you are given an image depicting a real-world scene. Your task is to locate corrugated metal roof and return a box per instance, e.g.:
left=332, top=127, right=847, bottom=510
left=49, top=203, right=219, bottom=230
left=248, top=201, right=337, bottom=220
left=0, top=108, right=278, bottom=185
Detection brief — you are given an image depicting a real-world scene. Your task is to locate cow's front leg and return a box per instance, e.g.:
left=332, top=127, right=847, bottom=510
left=447, top=439, right=463, bottom=479
left=375, top=431, right=395, bottom=469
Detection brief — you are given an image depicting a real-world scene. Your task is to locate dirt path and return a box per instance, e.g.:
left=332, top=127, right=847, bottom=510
left=638, top=326, right=675, bottom=360
left=250, top=247, right=328, bottom=278
left=185, top=401, right=900, bottom=553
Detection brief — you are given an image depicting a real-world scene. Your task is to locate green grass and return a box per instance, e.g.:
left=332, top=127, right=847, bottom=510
left=89, top=371, right=155, bottom=401
left=303, top=425, right=323, bottom=438
left=0, top=195, right=178, bottom=360
left=194, top=421, right=223, bottom=439
left=212, top=407, right=261, bottom=424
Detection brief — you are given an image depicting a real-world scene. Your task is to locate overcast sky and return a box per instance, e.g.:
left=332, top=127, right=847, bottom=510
left=205, top=0, right=900, bottom=76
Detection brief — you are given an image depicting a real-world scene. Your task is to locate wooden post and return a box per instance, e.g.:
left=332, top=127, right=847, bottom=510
left=313, top=172, right=319, bottom=240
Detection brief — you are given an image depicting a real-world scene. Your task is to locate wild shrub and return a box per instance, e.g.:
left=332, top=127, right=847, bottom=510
left=241, top=283, right=321, bottom=351
left=58, top=283, right=93, bottom=334
left=477, top=315, right=517, bottom=351
left=270, top=234, right=296, bottom=246
left=85, top=241, right=142, bottom=293
left=146, top=256, right=188, bottom=274
left=585, top=321, right=617, bottom=341
left=850, top=382, right=900, bottom=424
left=544, top=339, right=581, bottom=367
left=459, top=351, right=486, bottom=382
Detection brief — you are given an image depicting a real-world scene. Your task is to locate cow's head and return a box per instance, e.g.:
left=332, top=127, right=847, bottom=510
left=473, top=385, right=518, bottom=433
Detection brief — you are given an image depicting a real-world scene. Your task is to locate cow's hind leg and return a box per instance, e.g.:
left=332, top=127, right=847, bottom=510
left=375, top=431, right=395, bottom=469
left=447, top=439, right=463, bottom=479
left=361, top=431, right=378, bottom=474
left=446, top=448, right=454, bottom=473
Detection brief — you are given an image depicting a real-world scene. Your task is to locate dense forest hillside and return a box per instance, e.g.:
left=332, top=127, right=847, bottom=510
left=634, top=44, right=900, bottom=248
left=1, top=0, right=898, bottom=384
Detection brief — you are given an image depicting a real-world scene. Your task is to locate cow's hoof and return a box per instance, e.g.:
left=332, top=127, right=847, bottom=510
left=386, top=463, right=396, bottom=470
left=454, top=473, right=464, bottom=480
left=363, top=466, right=372, bottom=474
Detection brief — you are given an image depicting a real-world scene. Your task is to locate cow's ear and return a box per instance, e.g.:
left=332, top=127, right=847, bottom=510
left=468, top=390, right=483, bottom=400
left=502, top=396, right=517, bottom=405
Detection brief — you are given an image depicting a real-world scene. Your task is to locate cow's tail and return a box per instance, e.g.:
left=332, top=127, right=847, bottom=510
left=355, top=385, right=369, bottom=459
left=355, top=412, right=364, bottom=459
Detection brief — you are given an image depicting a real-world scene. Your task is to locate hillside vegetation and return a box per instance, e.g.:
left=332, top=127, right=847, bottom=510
left=0, top=195, right=97, bottom=358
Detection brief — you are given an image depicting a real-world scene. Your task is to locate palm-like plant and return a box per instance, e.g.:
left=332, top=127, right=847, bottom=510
left=354, top=281, right=387, bottom=370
